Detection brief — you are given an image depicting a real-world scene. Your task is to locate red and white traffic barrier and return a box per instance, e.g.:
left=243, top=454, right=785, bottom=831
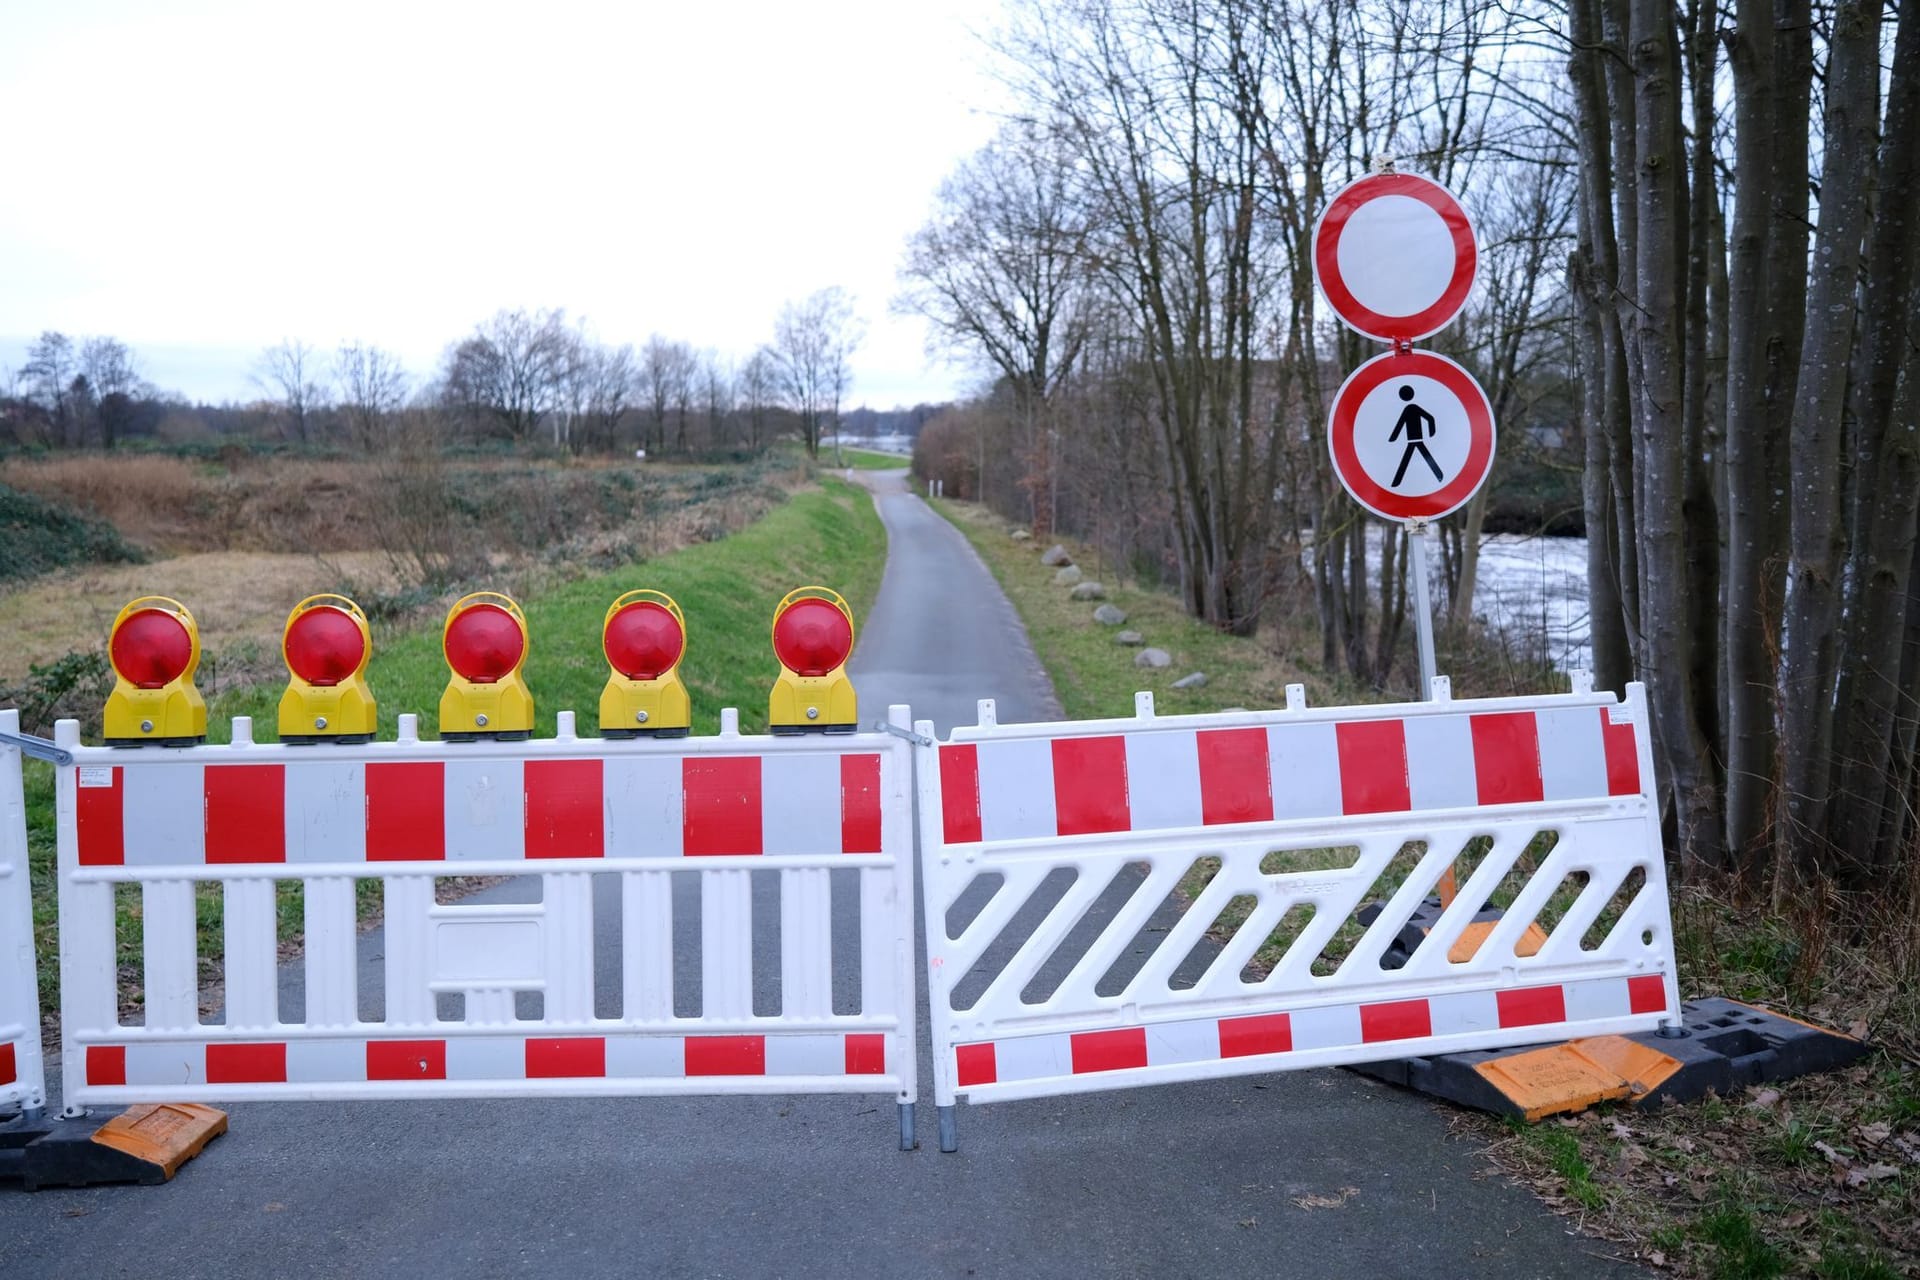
left=1, top=712, right=49, bottom=1119
left=53, top=707, right=920, bottom=1147
left=914, top=678, right=1679, bottom=1149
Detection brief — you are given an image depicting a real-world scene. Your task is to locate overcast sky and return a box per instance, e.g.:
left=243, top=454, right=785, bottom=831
left=0, top=0, right=1010, bottom=409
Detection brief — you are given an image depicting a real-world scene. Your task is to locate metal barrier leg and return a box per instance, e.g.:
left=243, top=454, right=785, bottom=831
left=938, top=1105, right=958, bottom=1153
left=897, top=1103, right=915, bottom=1152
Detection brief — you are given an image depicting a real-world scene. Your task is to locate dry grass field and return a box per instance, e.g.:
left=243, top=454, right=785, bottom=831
left=0, top=448, right=806, bottom=690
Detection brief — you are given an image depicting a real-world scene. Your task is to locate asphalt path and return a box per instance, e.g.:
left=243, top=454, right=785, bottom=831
left=0, top=470, right=1639, bottom=1278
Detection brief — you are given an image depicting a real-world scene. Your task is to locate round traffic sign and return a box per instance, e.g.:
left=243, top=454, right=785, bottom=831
left=1314, top=173, right=1477, bottom=342
left=1327, top=348, right=1495, bottom=522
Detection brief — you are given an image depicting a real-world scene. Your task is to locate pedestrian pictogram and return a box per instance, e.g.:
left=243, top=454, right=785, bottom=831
left=1389, top=385, right=1442, bottom=487
left=1314, top=171, right=1477, bottom=342
left=1327, top=348, right=1495, bottom=523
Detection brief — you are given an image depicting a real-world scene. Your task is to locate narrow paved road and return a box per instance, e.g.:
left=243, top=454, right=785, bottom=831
left=0, top=472, right=1637, bottom=1279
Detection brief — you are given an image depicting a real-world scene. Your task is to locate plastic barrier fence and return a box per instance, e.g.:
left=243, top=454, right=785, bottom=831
left=2, top=712, right=48, bottom=1117
left=53, top=706, right=920, bottom=1146
left=914, top=677, right=1679, bottom=1148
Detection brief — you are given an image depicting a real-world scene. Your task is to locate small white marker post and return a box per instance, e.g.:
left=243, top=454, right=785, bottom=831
left=1406, top=518, right=1438, bottom=700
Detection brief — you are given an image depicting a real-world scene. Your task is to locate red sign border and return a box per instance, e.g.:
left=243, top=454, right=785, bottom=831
left=1327, top=349, right=1496, bottom=522
left=1314, top=173, right=1478, bottom=342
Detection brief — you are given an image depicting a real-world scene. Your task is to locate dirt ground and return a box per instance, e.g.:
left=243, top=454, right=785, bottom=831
left=0, top=550, right=401, bottom=683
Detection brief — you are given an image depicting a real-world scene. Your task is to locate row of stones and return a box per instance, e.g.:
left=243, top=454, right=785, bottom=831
left=1020, top=534, right=1206, bottom=690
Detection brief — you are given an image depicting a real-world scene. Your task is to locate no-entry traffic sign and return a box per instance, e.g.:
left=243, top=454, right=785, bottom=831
left=1314, top=173, right=1477, bottom=342
left=1327, top=348, right=1495, bottom=522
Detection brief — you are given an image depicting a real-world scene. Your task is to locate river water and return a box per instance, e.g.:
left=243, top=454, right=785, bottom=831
left=1309, top=528, right=1594, bottom=675
left=1454, top=533, right=1593, bottom=674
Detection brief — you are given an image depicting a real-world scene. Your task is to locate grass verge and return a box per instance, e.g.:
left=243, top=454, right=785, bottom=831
left=931, top=498, right=1339, bottom=719
left=835, top=447, right=912, bottom=470
left=19, top=478, right=886, bottom=1026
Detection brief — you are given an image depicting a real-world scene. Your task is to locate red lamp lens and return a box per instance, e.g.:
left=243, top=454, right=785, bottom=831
left=110, top=609, right=193, bottom=689
left=772, top=599, right=853, bottom=677
left=445, top=604, right=525, bottom=683
left=604, top=601, right=684, bottom=680
left=285, top=607, right=366, bottom=687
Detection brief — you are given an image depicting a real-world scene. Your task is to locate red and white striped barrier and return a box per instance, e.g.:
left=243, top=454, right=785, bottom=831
left=53, top=707, right=920, bottom=1147
left=914, top=678, right=1679, bottom=1148
left=1, top=712, right=48, bottom=1118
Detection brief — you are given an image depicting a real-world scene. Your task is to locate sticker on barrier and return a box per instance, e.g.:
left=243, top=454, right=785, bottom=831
left=51, top=705, right=921, bottom=1147
left=1, top=711, right=49, bottom=1118
left=913, top=678, right=1679, bottom=1149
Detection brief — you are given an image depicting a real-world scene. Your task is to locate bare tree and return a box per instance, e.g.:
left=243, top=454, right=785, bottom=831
left=80, top=337, right=140, bottom=449
left=334, top=341, right=409, bottom=451
left=738, top=348, right=780, bottom=450
left=255, top=339, right=329, bottom=444
left=640, top=336, right=695, bottom=454
left=899, top=121, right=1092, bottom=528
left=700, top=352, right=735, bottom=451
left=559, top=334, right=637, bottom=453
left=439, top=308, right=572, bottom=442
left=19, top=331, right=76, bottom=446
left=770, top=287, right=863, bottom=459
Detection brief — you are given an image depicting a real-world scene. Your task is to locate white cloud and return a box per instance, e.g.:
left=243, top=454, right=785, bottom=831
left=0, top=0, right=1010, bottom=406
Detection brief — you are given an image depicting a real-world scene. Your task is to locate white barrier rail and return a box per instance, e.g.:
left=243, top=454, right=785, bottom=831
left=53, top=705, right=920, bottom=1148
left=2, top=711, right=49, bottom=1119
left=914, top=677, right=1679, bottom=1150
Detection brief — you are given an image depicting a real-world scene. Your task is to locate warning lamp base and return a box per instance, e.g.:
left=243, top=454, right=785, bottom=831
left=103, top=735, right=205, bottom=749
left=769, top=670, right=858, bottom=738
left=441, top=730, right=534, bottom=743
left=280, top=733, right=376, bottom=746
left=599, top=727, right=693, bottom=740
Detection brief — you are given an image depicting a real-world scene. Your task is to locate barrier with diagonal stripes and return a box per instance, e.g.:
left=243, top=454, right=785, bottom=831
left=914, top=677, right=1679, bottom=1149
left=52, top=706, right=920, bottom=1147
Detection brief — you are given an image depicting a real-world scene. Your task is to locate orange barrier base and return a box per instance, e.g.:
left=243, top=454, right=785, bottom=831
left=1356, top=998, right=1867, bottom=1122
left=1, top=1104, right=228, bottom=1190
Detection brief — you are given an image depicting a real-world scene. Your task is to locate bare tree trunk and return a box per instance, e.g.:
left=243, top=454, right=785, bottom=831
left=1775, top=0, right=1883, bottom=878
left=1681, top=0, right=1722, bottom=773
left=1573, top=247, right=1634, bottom=694
left=1630, top=0, right=1723, bottom=870
left=1568, top=0, right=1638, bottom=695
left=1721, top=0, right=1786, bottom=875
left=1830, top=9, right=1920, bottom=874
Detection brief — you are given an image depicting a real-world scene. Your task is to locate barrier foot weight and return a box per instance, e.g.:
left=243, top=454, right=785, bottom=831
left=1353, top=998, right=1870, bottom=1122
left=0, top=1103, right=227, bottom=1191
left=898, top=1103, right=915, bottom=1152
left=937, top=1105, right=958, bottom=1153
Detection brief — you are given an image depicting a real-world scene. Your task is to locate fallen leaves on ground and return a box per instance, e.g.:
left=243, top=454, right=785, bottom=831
left=1290, top=1186, right=1359, bottom=1210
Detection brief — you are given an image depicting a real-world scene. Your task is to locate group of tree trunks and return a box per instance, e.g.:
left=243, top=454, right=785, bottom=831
left=905, top=0, right=1918, bottom=896
left=1571, top=0, right=1920, bottom=889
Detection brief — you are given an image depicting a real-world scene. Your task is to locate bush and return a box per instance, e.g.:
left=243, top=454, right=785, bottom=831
left=0, top=650, right=112, bottom=736
left=0, top=482, right=145, bottom=583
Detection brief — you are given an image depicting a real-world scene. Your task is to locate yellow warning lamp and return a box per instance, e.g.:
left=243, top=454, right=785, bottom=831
left=277, top=594, right=377, bottom=744
left=768, top=586, right=858, bottom=735
left=599, top=589, right=692, bottom=738
left=439, top=592, right=534, bottom=740
left=103, top=596, right=207, bottom=746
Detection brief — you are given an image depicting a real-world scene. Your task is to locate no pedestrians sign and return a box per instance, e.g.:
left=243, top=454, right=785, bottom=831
left=1327, top=348, right=1495, bottom=523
